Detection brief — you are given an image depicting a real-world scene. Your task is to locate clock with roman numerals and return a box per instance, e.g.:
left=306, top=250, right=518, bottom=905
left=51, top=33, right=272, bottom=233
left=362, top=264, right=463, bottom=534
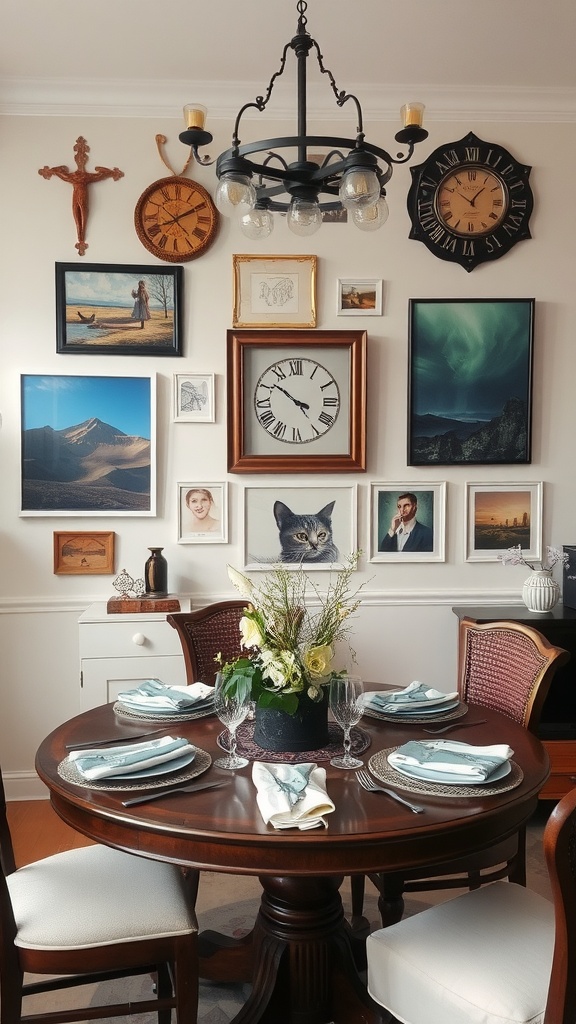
left=134, top=176, right=218, bottom=262
left=407, top=132, right=533, bottom=271
left=227, top=330, right=367, bottom=473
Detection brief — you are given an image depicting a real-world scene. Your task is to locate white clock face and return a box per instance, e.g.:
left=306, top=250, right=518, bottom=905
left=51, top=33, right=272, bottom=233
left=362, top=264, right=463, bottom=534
left=254, top=357, right=341, bottom=444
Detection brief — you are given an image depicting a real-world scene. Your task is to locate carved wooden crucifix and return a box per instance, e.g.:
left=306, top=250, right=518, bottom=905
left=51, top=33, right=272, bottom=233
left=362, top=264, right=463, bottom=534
left=39, top=136, right=124, bottom=255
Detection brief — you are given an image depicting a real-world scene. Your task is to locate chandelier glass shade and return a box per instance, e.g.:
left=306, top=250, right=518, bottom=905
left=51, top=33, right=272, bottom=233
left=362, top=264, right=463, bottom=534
left=179, top=1, right=427, bottom=238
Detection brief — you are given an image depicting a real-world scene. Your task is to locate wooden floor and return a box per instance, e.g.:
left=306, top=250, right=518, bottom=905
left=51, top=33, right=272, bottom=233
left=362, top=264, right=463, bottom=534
left=6, top=800, right=93, bottom=866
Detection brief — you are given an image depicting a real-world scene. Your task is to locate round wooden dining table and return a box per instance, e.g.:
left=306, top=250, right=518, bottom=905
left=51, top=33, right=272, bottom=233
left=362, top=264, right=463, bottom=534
left=35, top=701, right=549, bottom=1024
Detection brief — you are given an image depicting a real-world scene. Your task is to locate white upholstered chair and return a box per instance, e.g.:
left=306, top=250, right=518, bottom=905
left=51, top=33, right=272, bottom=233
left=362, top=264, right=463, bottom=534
left=366, top=786, right=576, bottom=1024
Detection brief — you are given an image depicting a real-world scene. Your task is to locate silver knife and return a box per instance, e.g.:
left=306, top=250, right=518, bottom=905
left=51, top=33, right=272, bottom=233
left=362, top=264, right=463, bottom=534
left=122, top=780, right=226, bottom=807
left=66, top=729, right=167, bottom=750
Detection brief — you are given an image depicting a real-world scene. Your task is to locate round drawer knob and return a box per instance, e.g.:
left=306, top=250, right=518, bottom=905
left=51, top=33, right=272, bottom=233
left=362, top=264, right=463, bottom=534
left=132, top=632, right=147, bottom=646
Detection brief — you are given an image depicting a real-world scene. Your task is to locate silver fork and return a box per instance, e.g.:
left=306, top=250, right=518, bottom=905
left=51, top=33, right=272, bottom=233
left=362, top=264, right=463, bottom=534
left=423, top=718, right=487, bottom=735
left=356, top=769, right=424, bottom=813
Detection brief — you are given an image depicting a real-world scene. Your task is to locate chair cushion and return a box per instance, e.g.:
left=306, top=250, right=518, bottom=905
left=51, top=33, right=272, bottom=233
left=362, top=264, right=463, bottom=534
left=8, top=844, right=197, bottom=950
left=366, top=881, right=554, bottom=1024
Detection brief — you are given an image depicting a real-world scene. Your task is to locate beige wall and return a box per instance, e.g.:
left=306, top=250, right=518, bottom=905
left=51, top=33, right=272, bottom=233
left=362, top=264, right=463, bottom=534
left=1, top=109, right=574, bottom=795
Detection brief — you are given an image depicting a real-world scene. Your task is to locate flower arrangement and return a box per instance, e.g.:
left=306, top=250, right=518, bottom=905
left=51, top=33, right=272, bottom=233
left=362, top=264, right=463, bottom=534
left=498, top=544, right=569, bottom=573
left=218, top=554, right=365, bottom=715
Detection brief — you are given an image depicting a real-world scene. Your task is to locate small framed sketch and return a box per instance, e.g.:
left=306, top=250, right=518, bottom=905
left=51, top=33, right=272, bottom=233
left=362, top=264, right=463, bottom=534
left=53, top=531, right=115, bottom=574
left=465, top=481, right=542, bottom=562
left=232, top=254, right=317, bottom=329
left=337, top=278, right=382, bottom=316
left=173, top=373, right=215, bottom=422
left=243, top=484, right=357, bottom=570
left=178, top=482, right=228, bottom=543
left=370, top=482, right=446, bottom=563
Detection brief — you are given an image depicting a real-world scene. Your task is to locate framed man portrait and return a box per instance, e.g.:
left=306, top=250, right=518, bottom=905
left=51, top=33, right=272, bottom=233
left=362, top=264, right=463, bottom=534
left=370, top=482, right=446, bottom=563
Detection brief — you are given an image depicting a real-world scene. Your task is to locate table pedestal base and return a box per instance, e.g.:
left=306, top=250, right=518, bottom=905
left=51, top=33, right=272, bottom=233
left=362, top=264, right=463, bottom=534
left=199, top=875, right=385, bottom=1024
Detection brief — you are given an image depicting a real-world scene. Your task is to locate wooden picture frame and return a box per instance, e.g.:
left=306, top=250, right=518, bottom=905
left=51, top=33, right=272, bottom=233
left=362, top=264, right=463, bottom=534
left=173, top=373, right=215, bottom=422
left=177, top=482, right=228, bottom=544
left=408, top=298, right=534, bottom=465
left=55, top=262, right=183, bottom=356
left=20, top=373, right=156, bottom=516
left=369, top=482, right=446, bottom=563
left=337, top=278, right=383, bottom=316
left=243, top=484, right=357, bottom=570
left=53, top=531, right=115, bottom=574
left=465, top=481, right=542, bottom=562
left=232, top=254, right=317, bottom=329
left=227, top=329, right=367, bottom=473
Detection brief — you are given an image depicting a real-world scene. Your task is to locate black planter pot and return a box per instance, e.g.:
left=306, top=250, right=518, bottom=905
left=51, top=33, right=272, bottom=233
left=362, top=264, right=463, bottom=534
left=253, top=689, right=329, bottom=753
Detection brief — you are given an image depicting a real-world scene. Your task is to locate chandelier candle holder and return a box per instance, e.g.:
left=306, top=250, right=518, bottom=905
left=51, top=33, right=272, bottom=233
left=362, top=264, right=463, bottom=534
left=178, top=0, right=427, bottom=239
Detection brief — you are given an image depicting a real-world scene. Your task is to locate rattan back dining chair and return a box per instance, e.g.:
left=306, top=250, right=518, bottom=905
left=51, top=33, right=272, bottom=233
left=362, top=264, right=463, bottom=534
left=167, top=601, right=246, bottom=687
left=0, top=766, right=199, bottom=1024
left=351, top=617, right=570, bottom=930
left=366, top=785, right=576, bottom=1024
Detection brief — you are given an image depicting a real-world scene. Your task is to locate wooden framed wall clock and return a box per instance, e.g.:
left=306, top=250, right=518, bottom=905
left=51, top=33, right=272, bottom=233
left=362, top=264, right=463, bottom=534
left=407, top=132, right=533, bottom=271
left=227, top=330, right=367, bottom=473
left=134, top=176, right=218, bottom=262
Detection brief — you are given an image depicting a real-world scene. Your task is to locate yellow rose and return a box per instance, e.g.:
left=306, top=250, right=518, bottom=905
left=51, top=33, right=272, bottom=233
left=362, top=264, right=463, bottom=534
left=239, top=615, right=263, bottom=649
left=303, top=644, right=333, bottom=679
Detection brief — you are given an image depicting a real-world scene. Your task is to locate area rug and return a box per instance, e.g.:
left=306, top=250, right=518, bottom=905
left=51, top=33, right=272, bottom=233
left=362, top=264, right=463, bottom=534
left=19, top=802, right=553, bottom=1024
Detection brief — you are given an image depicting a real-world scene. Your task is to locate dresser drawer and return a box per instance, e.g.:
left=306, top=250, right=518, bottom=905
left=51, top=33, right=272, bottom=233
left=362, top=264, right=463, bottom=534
left=79, top=618, right=182, bottom=659
left=540, top=740, right=576, bottom=800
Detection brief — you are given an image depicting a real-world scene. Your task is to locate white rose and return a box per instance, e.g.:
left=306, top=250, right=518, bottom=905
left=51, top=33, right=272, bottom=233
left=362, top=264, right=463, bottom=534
left=239, top=615, right=263, bottom=649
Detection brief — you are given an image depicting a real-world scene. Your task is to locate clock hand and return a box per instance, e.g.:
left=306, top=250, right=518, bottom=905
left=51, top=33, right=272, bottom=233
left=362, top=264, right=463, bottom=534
left=469, top=187, right=485, bottom=206
left=274, top=385, right=310, bottom=413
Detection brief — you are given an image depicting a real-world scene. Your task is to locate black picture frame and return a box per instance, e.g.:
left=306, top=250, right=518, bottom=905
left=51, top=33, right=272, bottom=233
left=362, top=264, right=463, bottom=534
left=55, top=262, right=183, bottom=356
left=563, top=546, right=576, bottom=611
left=408, top=298, right=534, bottom=466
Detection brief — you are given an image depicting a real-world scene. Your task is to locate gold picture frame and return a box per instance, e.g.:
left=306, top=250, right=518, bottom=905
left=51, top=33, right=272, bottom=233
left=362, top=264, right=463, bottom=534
left=232, top=254, right=317, bottom=329
left=53, top=531, right=115, bottom=575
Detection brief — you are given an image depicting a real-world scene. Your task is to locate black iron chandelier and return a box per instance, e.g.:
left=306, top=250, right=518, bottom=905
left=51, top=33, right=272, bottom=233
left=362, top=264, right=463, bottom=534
left=179, top=0, right=427, bottom=239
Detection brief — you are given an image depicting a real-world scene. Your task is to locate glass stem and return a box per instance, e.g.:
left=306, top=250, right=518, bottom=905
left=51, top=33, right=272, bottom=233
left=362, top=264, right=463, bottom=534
left=229, top=726, right=238, bottom=760
left=343, top=727, right=352, bottom=758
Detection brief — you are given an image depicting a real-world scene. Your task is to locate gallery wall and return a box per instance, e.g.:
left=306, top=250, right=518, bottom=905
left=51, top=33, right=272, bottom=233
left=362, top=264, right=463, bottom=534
left=1, top=107, right=574, bottom=796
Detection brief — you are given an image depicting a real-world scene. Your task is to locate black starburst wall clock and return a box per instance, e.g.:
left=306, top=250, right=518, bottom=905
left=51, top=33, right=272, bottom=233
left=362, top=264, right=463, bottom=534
left=406, top=132, right=533, bottom=271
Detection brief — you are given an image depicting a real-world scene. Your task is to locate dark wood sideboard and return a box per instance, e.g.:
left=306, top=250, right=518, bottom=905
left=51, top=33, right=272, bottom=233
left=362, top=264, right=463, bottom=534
left=453, top=605, right=576, bottom=800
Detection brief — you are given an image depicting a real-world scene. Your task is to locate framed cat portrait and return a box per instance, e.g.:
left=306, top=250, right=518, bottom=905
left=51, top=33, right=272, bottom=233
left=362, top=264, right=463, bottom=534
left=369, top=481, right=446, bottom=563
left=227, top=329, right=367, bottom=473
left=243, top=484, right=357, bottom=570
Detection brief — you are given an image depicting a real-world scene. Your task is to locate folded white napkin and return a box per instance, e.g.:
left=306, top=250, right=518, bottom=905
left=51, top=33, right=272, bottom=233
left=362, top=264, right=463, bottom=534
left=388, top=739, right=514, bottom=782
left=252, top=761, right=335, bottom=830
left=366, top=681, right=458, bottom=712
left=117, top=680, right=214, bottom=711
left=68, top=735, right=195, bottom=780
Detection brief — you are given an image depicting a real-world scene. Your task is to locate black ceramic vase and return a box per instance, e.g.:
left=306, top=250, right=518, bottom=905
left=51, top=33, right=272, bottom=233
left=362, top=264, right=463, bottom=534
left=144, top=547, right=168, bottom=597
left=253, top=688, right=329, bottom=753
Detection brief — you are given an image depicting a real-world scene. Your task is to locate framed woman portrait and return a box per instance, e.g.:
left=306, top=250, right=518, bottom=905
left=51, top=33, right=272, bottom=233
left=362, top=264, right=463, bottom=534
left=177, top=482, right=228, bottom=543
left=369, top=482, right=446, bottom=563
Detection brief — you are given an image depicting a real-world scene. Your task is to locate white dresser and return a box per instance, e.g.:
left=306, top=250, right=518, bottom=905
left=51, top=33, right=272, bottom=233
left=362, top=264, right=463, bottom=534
left=78, top=601, right=190, bottom=710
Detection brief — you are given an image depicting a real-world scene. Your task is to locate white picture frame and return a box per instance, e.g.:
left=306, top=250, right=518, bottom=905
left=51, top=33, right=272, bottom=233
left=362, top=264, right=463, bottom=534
left=243, top=484, right=357, bottom=570
left=465, top=481, right=543, bottom=562
left=369, top=481, right=446, bottom=563
left=177, top=482, right=228, bottom=544
left=337, top=278, right=383, bottom=316
left=173, top=373, right=215, bottom=422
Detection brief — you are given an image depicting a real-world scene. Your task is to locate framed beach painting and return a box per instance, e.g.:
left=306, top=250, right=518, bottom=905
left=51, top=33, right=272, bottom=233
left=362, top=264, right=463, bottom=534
left=369, top=482, right=446, bottom=563
left=20, top=373, right=156, bottom=516
left=177, top=482, right=228, bottom=544
left=408, top=298, right=534, bottom=465
left=465, top=481, right=542, bottom=562
left=243, top=484, right=357, bottom=570
left=55, top=263, right=183, bottom=356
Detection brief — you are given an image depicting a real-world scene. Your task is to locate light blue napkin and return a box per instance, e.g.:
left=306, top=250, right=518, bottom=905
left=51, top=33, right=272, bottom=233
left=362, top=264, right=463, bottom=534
left=389, top=739, right=514, bottom=781
left=367, top=681, right=458, bottom=713
left=68, top=735, right=194, bottom=780
left=117, top=680, right=214, bottom=711
left=263, top=763, right=313, bottom=807
left=252, top=762, right=335, bottom=830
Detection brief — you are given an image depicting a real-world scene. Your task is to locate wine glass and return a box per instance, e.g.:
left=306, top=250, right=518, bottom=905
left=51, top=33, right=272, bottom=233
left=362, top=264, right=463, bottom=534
left=329, top=674, right=364, bottom=769
left=213, top=672, right=251, bottom=770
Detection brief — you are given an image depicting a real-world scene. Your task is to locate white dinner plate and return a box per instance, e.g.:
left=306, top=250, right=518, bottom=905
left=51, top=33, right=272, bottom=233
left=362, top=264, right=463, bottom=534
left=387, top=755, right=512, bottom=787
left=101, top=749, right=197, bottom=782
left=363, top=690, right=457, bottom=711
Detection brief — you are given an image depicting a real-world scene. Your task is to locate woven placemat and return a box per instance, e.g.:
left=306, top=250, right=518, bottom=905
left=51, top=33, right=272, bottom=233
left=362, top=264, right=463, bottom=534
left=57, top=746, right=212, bottom=791
left=113, top=701, right=215, bottom=723
left=368, top=746, right=523, bottom=798
left=218, top=722, right=371, bottom=764
left=362, top=701, right=468, bottom=725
